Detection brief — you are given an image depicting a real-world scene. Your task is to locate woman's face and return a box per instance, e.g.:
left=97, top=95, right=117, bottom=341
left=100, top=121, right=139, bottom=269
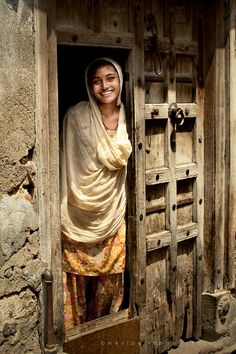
left=90, top=64, right=120, bottom=105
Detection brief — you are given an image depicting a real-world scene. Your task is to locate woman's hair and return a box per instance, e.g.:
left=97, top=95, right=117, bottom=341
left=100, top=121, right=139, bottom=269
left=87, top=59, right=117, bottom=85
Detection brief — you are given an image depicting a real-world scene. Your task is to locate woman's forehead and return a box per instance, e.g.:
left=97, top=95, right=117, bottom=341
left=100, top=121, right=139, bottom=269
left=92, top=64, right=117, bottom=77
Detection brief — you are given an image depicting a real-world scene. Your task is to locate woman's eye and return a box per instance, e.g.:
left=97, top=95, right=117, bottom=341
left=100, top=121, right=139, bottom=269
left=107, top=76, right=116, bottom=81
left=92, top=79, right=101, bottom=85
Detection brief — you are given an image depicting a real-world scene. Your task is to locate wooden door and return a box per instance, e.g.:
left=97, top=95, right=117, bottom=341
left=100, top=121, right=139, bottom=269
left=45, top=0, right=204, bottom=353
left=142, top=0, right=204, bottom=352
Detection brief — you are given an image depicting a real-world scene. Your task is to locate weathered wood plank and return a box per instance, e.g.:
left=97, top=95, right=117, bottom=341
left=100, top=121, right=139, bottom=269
left=192, top=4, right=204, bottom=339
left=146, top=167, right=170, bottom=185
left=144, top=38, right=198, bottom=56
left=164, top=2, right=178, bottom=346
left=145, top=73, right=165, bottom=82
left=176, top=223, right=198, bottom=243
left=146, top=230, right=171, bottom=251
left=176, top=126, right=195, bottom=165
left=146, top=184, right=166, bottom=212
left=177, top=191, right=193, bottom=206
left=177, top=103, right=199, bottom=117
left=65, top=310, right=130, bottom=341
left=228, top=0, right=236, bottom=289
left=35, top=0, right=64, bottom=350
left=176, top=240, right=194, bottom=339
left=145, top=103, right=168, bottom=119
left=57, top=0, right=92, bottom=31
left=100, top=0, right=132, bottom=33
left=145, top=121, right=166, bottom=169
left=175, top=163, right=198, bottom=180
left=172, top=1, right=193, bottom=41
left=146, top=248, right=172, bottom=353
left=212, top=0, right=225, bottom=292
left=57, top=30, right=135, bottom=48
left=146, top=223, right=198, bottom=252
left=34, top=0, right=50, bottom=264
left=203, top=1, right=216, bottom=294
left=146, top=209, right=166, bottom=235
left=47, top=0, right=64, bottom=347
left=132, top=1, right=146, bottom=353
left=64, top=317, right=140, bottom=354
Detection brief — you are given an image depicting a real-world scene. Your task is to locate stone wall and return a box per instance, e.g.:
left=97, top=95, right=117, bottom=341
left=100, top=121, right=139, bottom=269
left=0, top=1, right=45, bottom=353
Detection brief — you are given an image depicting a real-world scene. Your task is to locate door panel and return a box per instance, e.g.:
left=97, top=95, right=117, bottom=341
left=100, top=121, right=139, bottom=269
left=146, top=248, right=172, bottom=353
left=144, top=0, right=203, bottom=351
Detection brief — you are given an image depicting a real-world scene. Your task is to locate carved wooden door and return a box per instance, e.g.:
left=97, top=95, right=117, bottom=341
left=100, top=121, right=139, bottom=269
left=142, top=0, right=204, bottom=352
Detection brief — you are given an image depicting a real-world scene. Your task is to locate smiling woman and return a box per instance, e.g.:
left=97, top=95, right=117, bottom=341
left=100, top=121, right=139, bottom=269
left=88, top=60, right=121, bottom=131
left=60, top=58, right=132, bottom=329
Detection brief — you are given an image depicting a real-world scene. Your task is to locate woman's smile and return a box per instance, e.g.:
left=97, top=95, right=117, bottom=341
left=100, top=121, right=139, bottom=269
left=101, top=90, right=113, bottom=96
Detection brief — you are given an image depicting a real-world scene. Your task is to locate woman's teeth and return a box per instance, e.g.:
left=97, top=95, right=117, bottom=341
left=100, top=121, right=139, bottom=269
left=101, top=91, right=112, bottom=96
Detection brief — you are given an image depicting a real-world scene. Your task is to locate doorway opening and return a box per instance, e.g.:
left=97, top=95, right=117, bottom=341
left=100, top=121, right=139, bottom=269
left=57, top=45, right=132, bottom=331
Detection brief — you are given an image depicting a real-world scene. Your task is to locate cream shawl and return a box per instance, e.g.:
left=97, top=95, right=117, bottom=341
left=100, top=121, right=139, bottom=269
left=60, top=58, right=132, bottom=243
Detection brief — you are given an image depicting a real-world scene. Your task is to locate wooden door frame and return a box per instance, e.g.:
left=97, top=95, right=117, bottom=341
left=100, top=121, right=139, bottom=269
left=35, top=0, right=147, bottom=351
left=35, top=0, right=64, bottom=350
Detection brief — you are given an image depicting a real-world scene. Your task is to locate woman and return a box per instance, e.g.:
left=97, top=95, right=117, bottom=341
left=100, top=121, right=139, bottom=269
left=60, top=58, right=132, bottom=329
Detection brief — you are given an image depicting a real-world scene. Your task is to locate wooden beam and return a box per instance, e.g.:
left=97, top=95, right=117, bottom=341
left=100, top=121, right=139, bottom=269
left=213, top=0, right=226, bottom=292
left=57, top=30, right=135, bottom=48
left=166, top=6, right=178, bottom=345
left=34, top=0, right=50, bottom=266
left=132, top=1, right=146, bottom=352
left=228, top=0, right=236, bottom=289
left=46, top=0, right=64, bottom=348
left=34, top=0, right=63, bottom=348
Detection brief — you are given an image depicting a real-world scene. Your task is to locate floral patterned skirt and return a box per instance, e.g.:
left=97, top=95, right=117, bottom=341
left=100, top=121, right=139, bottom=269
left=62, top=219, right=126, bottom=330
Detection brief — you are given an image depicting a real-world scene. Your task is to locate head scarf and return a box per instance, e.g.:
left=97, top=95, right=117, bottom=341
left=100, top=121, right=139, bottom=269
left=60, top=58, right=132, bottom=243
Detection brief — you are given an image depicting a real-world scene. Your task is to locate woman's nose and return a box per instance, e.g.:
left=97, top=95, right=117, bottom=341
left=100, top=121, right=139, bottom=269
left=101, top=79, right=108, bottom=90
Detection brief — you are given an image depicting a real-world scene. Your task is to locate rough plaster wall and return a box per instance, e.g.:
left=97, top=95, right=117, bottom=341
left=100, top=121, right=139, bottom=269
left=0, top=0, right=36, bottom=194
left=0, top=1, right=45, bottom=353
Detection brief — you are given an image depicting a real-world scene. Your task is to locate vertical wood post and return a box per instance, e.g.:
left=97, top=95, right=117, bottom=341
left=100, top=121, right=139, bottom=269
left=228, top=0, right=236, bottom=289
left=213, top=0, right=226, bottom=292
left=133, top=0, right=146, bottom=352
left=34, top=0, right=51, bottom=265
left=35, top=0, right=64, bottom=350
left=193, top=10, right=204, bottom=339
left=47, top=0, right=64, bottom=348
left=167, top=5, right=178, bottom=346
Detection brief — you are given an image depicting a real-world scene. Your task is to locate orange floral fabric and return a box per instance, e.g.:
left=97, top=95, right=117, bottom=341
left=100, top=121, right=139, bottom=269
left=62, top=219, right=126, bottom=276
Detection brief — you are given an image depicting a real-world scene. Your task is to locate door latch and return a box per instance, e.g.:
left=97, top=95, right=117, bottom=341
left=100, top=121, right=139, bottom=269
left=168, top=103, right=184, bottom=148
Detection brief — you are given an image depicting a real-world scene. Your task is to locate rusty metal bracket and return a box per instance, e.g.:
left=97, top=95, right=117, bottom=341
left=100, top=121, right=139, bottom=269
left=42, top=269, right=58, bottom=354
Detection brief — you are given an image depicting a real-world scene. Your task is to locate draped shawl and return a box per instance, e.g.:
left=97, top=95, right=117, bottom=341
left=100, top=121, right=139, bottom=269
left=60, top=58, right=132, bottom=243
